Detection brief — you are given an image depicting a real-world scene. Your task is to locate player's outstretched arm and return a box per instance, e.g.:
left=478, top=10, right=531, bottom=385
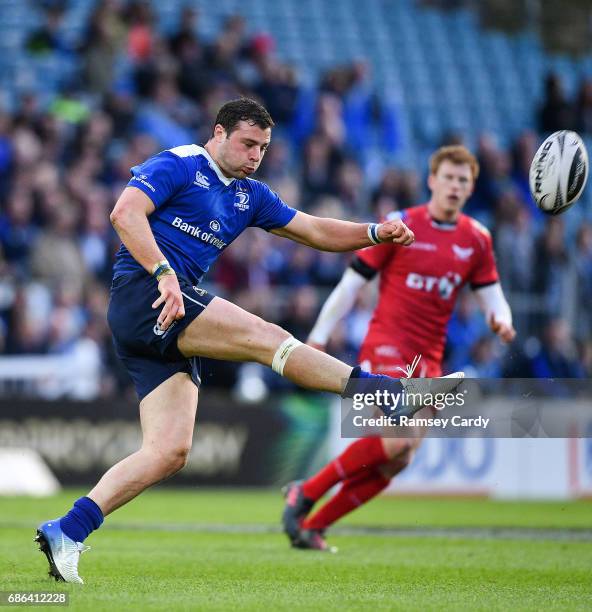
left=307, top=268, right=368, bottom=351
left=110, top=186, right=185, bottom=330
left=473, top=283, right=516, bottom=343
left=271, top=211, right=414, bottom=252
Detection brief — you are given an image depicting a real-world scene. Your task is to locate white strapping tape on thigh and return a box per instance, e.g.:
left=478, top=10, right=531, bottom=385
left=271, top=336, right=303, bottom=376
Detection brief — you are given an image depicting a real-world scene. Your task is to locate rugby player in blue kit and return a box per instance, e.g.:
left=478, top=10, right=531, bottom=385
left=34, top=98, right=422, bottom=583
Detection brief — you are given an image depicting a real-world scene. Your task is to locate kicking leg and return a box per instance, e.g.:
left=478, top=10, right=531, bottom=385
left=177, top=296, right=354, bottom=393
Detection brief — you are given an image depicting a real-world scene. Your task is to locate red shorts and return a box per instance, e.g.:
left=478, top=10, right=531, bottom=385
left=358, top=342, right=442, bottom=378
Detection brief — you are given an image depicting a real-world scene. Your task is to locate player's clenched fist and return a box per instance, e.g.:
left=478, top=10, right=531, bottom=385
left=377, top=219, right=415, bottom=246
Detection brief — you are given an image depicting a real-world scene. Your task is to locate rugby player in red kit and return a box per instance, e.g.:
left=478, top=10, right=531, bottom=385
left=283, top=145, right=515, bottom=551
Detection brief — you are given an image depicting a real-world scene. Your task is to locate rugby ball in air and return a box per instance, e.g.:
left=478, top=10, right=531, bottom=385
left=529, top=130, right=589, bottom=215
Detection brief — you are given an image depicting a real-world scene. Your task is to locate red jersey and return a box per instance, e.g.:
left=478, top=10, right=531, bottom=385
left=354, top=205, right=498, bottom=376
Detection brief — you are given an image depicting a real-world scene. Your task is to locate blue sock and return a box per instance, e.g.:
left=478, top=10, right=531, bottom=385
left=60, top=497, right=104, bottom=543
left=350, top=366, right=374, bottom=379
left=342, top=366, right=403, bottom=398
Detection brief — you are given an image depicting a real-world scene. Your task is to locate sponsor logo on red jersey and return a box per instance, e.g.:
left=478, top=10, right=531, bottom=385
left=405, top=272, right=463, bottom=300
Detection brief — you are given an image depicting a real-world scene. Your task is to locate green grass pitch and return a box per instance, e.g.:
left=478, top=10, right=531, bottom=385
left=1, top=489, right=591, bottom=610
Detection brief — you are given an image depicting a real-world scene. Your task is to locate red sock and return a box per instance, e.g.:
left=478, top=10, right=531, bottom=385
left=301, top=437, right=388, bottom=501
left=302, top=468, right=390, bottom=530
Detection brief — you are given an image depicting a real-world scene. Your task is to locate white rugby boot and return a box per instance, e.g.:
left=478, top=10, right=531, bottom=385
left=396, top=355, right=465, bottom=415
left=35, top=520, right=90, bottom=584
left=401, top=371, right=465, bottom=399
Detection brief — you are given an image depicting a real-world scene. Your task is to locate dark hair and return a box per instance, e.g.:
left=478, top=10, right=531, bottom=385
left=213, top=98, right=274, bottom=136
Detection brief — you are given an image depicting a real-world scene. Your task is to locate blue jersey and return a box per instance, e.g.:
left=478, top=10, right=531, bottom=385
left=113, top=144, right=297, bottom=284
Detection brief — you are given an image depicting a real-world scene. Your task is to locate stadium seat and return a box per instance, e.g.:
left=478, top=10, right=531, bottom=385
left=0, top=0, right=589, bottom=212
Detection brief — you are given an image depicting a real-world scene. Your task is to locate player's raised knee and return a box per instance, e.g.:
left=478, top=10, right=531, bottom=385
left=248, top=318, right=292, bottom=361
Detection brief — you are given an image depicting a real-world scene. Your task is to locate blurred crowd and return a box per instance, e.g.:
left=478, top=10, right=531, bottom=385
left=538, top=72, right=592, bottom=136
left=0, top=1, right=591, bottom=399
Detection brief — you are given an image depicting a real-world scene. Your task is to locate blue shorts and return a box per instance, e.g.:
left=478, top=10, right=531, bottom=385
left=107, top=270, right=215, bottom=400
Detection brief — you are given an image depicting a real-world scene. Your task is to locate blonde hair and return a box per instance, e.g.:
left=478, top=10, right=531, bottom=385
left=429, top=145, right=480, bottom=181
